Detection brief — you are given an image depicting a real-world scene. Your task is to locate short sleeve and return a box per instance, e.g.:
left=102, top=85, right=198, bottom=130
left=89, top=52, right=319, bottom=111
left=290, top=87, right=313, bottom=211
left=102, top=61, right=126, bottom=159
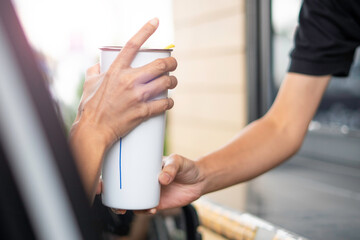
left=289, top=0, right=360, bottom=77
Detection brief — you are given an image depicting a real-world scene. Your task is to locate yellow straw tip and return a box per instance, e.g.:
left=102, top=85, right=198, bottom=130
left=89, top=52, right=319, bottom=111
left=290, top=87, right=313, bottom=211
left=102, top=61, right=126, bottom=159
left=164, top=44, right=175, bottom=49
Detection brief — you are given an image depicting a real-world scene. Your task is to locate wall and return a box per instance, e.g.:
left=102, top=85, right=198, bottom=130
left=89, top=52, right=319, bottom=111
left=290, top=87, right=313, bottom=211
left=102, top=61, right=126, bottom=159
left=169, top=0, right=248, bottom=211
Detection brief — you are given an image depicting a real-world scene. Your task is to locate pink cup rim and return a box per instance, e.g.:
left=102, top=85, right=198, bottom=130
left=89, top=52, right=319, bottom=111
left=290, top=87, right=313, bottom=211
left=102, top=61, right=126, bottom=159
left=99, top=46, right=173, bottom=52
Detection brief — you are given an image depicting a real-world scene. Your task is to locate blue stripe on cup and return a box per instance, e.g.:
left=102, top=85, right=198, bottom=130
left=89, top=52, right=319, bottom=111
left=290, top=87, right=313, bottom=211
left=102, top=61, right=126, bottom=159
left=119, top=138, right=122, bottom=189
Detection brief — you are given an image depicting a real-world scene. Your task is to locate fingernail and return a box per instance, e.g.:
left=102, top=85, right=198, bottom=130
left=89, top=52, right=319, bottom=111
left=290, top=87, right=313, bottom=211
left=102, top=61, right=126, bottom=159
left=149, top=18, right=159, bottom=27
left=161, top=172, right=171, bottom=184
left=149, top=209, right=157, bottom=215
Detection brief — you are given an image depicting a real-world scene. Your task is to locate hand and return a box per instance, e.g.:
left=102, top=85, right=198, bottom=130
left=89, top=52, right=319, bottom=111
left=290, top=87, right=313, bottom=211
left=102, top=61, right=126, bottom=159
left=108, top=154, right=205, bottom=215
left=157, top=154, right=206, bottom=210
left=72, top=17, right=178, bottom=148
left=70, top=18, right=177, bottom=198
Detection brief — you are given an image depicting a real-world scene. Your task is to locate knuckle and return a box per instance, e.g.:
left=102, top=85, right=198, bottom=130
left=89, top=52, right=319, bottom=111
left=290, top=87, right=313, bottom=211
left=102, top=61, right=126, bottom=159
left=166, top=164, right=177, bottom=173
left=120, top=73, right=135, bottom=89
left=169, top=153, right=182, bottom=162
left=166, top=154, right=183, bottom=170
left=139, top=104, right=150, bottom=118
left=155, top=59, right=167, bottom=71
left=136, top=89, right=150, bottom=102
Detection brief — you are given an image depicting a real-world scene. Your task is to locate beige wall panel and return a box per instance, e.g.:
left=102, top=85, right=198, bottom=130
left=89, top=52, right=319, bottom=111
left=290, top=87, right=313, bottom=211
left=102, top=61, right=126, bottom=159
left=197, top=0, right=245, bottom=16
left=170, top=0, right=248, bottom=211
left=173, top=0, right=244, bottom=24
left=170, top=92, right=247, bottom=128
left=172, top=54, right=246, bottom=90
left=167, top=122, right=241, bottom=159
left=174, top=13, right=245, bottom=53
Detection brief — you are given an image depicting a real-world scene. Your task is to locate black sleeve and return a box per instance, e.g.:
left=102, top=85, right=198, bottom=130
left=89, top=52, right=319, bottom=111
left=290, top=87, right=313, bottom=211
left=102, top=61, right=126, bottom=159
left=289, top=0, right=360, bottom=77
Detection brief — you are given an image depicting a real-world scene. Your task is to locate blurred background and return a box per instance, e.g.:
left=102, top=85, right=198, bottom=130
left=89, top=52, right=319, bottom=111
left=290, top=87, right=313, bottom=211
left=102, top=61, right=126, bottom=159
left=13, top=0, right=174, bottom=132
left=11, top=0, right=360, bottom=239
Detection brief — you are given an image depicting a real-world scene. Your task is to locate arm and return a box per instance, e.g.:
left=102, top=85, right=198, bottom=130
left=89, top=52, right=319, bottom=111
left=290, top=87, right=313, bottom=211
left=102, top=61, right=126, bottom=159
left=157, top=73, right=330, bottom=210
left=69, top=18, right=178, bottom=199
left=197, top=73, right=330, bottom=193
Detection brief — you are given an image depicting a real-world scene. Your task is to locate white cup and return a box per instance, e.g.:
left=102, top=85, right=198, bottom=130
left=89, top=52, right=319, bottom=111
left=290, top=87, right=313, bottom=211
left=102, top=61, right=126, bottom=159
left=100, top=46, right=172, bottom=210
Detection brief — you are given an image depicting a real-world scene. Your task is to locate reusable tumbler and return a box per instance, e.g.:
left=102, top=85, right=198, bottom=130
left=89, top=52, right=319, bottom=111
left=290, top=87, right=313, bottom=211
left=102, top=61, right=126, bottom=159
left=100, top=46, right=172, bottom=210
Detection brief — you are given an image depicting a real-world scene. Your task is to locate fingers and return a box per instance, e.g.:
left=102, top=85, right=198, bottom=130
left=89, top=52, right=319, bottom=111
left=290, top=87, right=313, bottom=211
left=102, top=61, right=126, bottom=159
left=110, top=18, right=159, bottom=70
left=86, top=63, right=100, bottom=77
left=147, top=97, right=174, bottom=115
left=131, top=57, right=177, bottom=84
left=159, top=155, right=182, bottom=185
left=136, top=98, right=174, bottom=120
left=111, top=208, right=157, bottom=215
left=138, top=75, right=177, bottom=101
left=111, top=209, right=127, bottom=215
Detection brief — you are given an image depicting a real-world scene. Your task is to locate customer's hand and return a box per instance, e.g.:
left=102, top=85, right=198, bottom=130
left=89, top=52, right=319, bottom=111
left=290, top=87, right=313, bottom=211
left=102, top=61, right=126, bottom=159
left=70, top=18, right=178, bottom=198
left=156, top=154, right=206, bottom=210
left=73, top=18, right=178, bottom=148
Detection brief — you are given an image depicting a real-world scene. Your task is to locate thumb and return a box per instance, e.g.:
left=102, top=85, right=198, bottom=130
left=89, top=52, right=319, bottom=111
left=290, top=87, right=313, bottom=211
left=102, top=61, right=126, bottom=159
left=159, top=155, right=182, bottom=185
left=86, top=63, right=100, bottom=77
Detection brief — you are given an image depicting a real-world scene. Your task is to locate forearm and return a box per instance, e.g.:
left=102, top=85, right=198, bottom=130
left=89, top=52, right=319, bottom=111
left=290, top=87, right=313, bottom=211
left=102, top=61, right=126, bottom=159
left=70, top=121, right=108, bottom=199
left=197, top=115, right=303, bottom=194
left=197, top=73, right=330, bottom=195
left=157, top=114, right=307, bottom=210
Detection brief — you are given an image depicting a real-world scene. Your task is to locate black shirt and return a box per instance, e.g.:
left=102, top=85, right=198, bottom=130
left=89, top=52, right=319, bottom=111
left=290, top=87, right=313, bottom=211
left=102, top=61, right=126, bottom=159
left=289, top=0, right=360, bottom=77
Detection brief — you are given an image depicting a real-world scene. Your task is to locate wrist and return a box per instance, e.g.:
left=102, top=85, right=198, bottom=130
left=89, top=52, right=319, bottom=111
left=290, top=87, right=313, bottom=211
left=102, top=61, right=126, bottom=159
left=194, top=158, right=212, bottom=196
left=70, top=111, right=116, bottom=150
left=70, top=120, right=109, bottom=197
left=196, top=153, right=230, bottom=195
left=70, top=120, right=108, bottom=159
